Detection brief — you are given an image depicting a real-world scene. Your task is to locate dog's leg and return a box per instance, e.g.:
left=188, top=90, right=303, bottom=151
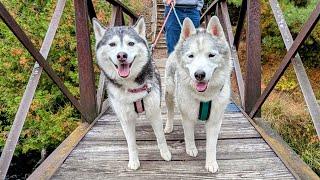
left=147, top=106, right=172, bottom=161
left=164, top=91, right=174, bottom=133
left=181, top=116, right=198, bottom=157
left=119, top=118, right=140, bottom=170
left=205, top=108, right=224, bottom=173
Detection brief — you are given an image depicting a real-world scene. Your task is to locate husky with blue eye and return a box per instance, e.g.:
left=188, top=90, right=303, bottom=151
left=92, top=17, right=171, bottom=170
left=164, top=16, right=232, bottom=173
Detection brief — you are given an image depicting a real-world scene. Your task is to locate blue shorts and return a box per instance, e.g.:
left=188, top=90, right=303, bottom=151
left=164, top=6, right=201, bottom=55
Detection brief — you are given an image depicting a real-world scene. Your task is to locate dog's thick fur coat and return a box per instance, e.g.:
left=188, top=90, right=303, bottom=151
left=164, top=16, right=232, bottom=173
left=93, top=18, right=171, bottom=170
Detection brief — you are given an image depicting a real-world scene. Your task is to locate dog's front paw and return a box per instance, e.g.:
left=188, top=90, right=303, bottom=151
left=160, top=147, right=172, bottom=161
left=186, top=145, right=198, bottom=157
left=164, top=124, right=173, bottom=134
left=205, top=161, right=219, bottom=173
left=128, top=159, right=140, bottom=170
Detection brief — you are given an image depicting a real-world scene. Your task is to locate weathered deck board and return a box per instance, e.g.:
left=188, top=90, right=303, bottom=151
left=52, top=69, right=295, bottom=179
left=52, top=108, right=294, bottom=180
left=53, top=158, right=293, bottom=179
left=68, top=139, right=275, bottom=161
left=85, top=121, right=260, bottom=141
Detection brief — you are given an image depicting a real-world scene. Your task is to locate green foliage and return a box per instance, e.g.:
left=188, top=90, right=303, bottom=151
left=263, top=97, right=320, bottom=174
left=0, top=0, right=143, bottom=157
left=0, top=0, right=80, bottom=155
left=206, top=0, right=320, bottom=67
left=289, top=0, right=309, bottom=7
left=261, top=0, right=320, bottom=67
left=274, top=77, right=298, bottom=92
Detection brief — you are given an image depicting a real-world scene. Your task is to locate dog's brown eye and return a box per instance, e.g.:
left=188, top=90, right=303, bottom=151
left=209, top=54, right=215, bottom=58
left=109, top=42, right=116, bottom=47
left=128, top=42, right=135, bottom=46
left=188, top=54, right=194, bottom=58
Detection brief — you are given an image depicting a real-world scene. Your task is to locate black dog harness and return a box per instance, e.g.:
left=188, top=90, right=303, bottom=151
left=128, top=84, right=151, bottom=113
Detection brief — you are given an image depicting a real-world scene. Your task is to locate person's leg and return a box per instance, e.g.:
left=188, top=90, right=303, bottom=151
left=165, top=6, right=183, bottom=55
left=185, top=8, right=201, bottom=28
left=164, top=7, right=200, bottom=55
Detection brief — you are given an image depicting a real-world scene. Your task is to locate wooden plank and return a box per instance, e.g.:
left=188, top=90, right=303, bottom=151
left=96, top=72, right=106, bottom=113
left=154, top=58, right=166, bottom=68
left=84, top=120, right=260, bottom=141
left=27, top=123, right=90, bottom=180
left=27, top=110, right=108, bottom=180
left=244, top=0, right=261, bottom=116
left=111, top=5, right=125, bottom=26
left=105, top=0, right=138, bottom=21
left=97, top=112, right=249, bottom=123
left=220, top=1, right=245, bottom=107
left=87, top=0, right=96, bottom=20
left=200, top=0, right=221, bottom=23
left=237, top=104, right=320, bottom=179
left=96, top=116, right=251, bottom=126
left=69, top=139, right=275, bottom=161
left=52, top=157, right=294, bottom=179
left=269, top=0, right=320, bottom=137
left=249, top=2, right=320, bottom=118
left=100, top=113, right=247, bottom=122
left=216, top=3, right=227, bottom=39
left=233, top=0, right=247, bottom=49
left=0, top=1, right=67, bottom=178
left=74, top=0, right=97, bottom=122
left=253, top=118, right=320, bottom=179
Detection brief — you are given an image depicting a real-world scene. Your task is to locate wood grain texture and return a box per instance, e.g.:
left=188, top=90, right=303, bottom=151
left=53, top=158, right=293, bottom=179
left=84, top=121, right=260, bottom=141
left=51, top=108, right=294, bottom=179
left=51, top=69, right=294, bottom=179
left=68, top=139, right=275, bottom=161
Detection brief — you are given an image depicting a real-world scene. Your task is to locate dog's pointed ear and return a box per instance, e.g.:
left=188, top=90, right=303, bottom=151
left=206, top=16, right=225, bottom=40
left=133, top=17, right=146, bottom=38
left=181, top=18, right=196, bottom=40
left=92, top=18, right=106, bottom=43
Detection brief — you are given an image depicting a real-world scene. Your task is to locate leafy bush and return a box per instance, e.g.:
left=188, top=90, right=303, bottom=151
left=0, top=0, right=80, bottom=155
left=263, top=94, right=320, bottom=174
left=0, top=0, right=143, bottom=165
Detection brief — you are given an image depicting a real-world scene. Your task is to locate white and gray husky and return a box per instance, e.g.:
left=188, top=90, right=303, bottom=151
left=164, top=16, right=232, bottom=173
left=93, top=17, right=171, bottom=170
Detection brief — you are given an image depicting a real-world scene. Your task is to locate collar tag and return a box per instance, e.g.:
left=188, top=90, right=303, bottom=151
left=198, top=101, right=212, bottom=121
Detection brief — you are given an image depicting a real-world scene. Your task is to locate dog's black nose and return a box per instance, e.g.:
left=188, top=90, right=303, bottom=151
left=194, top=70, right=206, bottom=81
left=117, top=52, right=128, bottom=62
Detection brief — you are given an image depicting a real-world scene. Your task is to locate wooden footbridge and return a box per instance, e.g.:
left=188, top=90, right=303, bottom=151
left=0, top=0, right=319, bottom=179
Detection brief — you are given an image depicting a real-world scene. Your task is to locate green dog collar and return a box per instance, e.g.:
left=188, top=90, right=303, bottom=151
left=198, top=101, right=212, bottom=121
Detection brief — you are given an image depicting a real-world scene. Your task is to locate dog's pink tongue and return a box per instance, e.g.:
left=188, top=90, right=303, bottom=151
left=118, top=64, right=130, bottom=78
left=195, top=82, right=208, bottom=92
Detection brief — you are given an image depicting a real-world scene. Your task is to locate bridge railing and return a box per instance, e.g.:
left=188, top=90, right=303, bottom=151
left=0, top=0, right=138, bottom=178
left=201, top=0, right=320, bottom=137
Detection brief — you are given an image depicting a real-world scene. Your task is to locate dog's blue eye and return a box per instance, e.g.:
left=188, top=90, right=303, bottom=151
left=209, top=54, right=215, bottom=58
left=128, top=42, right=135, bottom=46
left=109, top=42, right=116, bottom=47
left=188, top=54, right=194, bottom=58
